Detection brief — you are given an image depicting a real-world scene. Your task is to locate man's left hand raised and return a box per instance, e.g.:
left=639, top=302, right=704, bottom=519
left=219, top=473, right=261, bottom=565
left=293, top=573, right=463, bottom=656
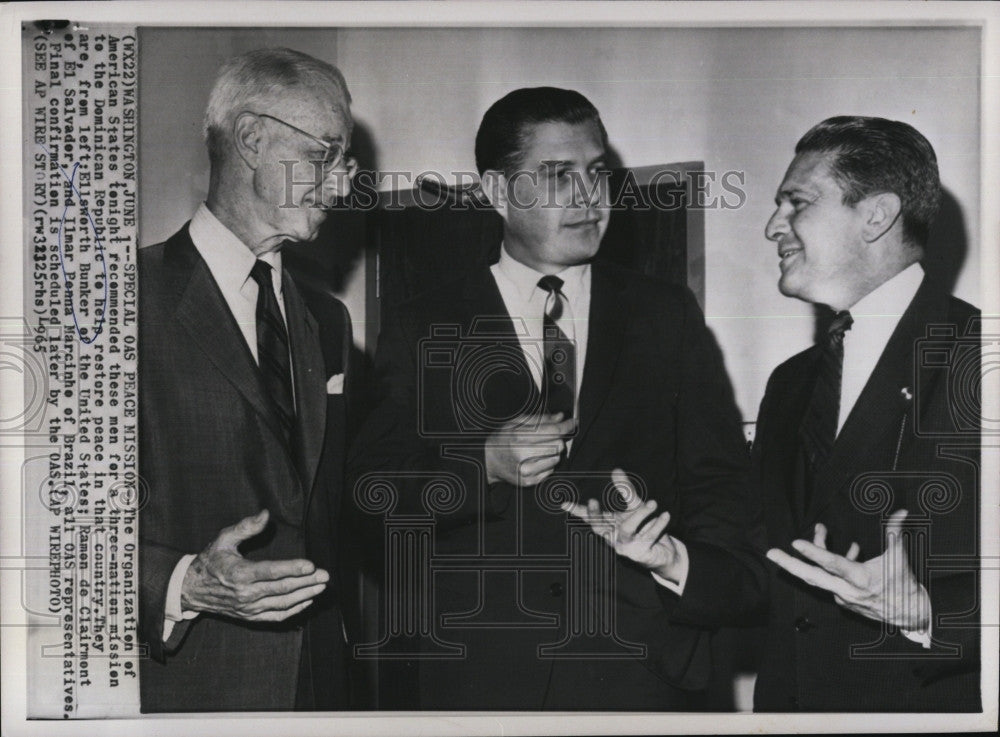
left=767, top=509, right=930, bottom=631
left=561, top=468, right=689, bottom=586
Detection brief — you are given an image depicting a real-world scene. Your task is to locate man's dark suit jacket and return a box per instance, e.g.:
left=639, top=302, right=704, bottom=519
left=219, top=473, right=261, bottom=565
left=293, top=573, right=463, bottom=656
left=752, top=277, right=981, bottom=712
left=138, top=225, right=352, bottom=712
left=348, top=259, right=767, bottom=710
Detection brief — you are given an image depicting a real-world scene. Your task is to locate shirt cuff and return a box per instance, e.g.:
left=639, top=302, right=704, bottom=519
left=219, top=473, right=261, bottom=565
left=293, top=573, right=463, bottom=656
left=901, top=627, right=932, bottom=649
left=163, top=553, right=199, bottom=642
left=649, top=538, right=689, bottom=596
left=901, top=587, right=932, bottom=649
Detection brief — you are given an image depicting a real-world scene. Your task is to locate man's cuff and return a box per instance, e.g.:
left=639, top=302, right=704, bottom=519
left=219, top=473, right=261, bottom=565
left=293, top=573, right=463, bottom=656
left=649, top=539, right=689, bottom=596
left=163, top=553, right=199, bottom=642
left=901, top=586, right=932, bottom=649
left=901, top=628, right=931, bottom=649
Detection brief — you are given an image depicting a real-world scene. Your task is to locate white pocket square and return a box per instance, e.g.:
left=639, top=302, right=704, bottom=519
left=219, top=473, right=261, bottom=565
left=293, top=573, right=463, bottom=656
left=326, top=373, right=344, bottom=394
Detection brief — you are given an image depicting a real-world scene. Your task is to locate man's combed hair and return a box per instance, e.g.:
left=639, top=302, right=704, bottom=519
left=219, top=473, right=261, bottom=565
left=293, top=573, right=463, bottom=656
left=204, top=47, right=351, bottom=165
left=475, top=87, right=607, bottom=176
left=796, top=115, right=941, bottom=248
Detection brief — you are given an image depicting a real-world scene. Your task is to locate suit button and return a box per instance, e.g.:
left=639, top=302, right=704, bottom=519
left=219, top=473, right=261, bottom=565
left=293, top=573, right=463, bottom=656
left=550, top=582, right=563, bottom=597
left=789, top=696, right=799, bottom=708
left=794, top=616, right=814, bottom=633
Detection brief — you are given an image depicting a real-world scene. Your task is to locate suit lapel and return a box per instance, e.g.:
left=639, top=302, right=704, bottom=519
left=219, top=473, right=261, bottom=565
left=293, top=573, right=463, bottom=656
left=570, top=262, right=628, bottom=459
left=806, top=278, right=948, bottom=523
left=169, top=231, right=289, bottom=445
left=461, top=269, right=542, bottom=422
left=459, top=263, right=628, bottom=457
left=283, top=271, right=327, bottom=502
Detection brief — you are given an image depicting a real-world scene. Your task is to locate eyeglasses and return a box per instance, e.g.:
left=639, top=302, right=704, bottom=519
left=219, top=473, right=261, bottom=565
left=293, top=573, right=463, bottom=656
left=255, top=112, right=347, bottom=170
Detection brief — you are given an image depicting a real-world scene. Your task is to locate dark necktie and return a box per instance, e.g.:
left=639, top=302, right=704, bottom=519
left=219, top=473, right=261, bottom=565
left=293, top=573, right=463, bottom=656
left=249, top=259, right=295, bottom=448
left=799, top=310, right=853, bottom=472
left=537, top=275, right=576, bottom=419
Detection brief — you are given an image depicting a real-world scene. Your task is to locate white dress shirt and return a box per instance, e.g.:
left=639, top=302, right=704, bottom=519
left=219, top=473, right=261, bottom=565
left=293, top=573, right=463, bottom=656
left=188, top=202, right=288, bottom=360
left=838, top=261, right=924, bottom=435
left=490, top=246, right=688, bottom=594
left=162, top=203, right=290, bottom=641
left=490, top=245, right=590, bottom=404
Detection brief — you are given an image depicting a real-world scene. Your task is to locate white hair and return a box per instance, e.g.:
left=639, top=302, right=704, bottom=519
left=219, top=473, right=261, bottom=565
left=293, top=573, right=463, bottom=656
left=203, top=47, right=351, bottom=164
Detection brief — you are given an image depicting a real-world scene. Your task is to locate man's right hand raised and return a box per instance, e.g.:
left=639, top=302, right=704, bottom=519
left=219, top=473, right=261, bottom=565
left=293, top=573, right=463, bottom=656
left=180, top=510, right=328, bottom=623
left=484, top=412, right=575, bottom=487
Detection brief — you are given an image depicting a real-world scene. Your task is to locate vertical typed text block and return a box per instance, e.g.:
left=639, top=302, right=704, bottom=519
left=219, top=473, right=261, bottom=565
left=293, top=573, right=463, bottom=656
left=21, top=23, right=141, bottom=718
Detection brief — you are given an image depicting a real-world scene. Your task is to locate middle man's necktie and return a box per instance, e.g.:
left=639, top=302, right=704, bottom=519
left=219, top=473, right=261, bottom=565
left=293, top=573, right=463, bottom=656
left=249, top=259, right=296, bottom=448
left=537, top=275, right=576, bottom=419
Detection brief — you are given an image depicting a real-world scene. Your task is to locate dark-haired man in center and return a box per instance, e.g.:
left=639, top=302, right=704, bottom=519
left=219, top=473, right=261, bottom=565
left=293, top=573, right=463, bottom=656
left=348, top=87, right=766, bottom=710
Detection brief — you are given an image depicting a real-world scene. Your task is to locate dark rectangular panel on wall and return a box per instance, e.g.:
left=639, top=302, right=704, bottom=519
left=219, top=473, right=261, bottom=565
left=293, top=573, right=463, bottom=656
left=370, top=162, right=704, bottom=350
left=284, top=162, right=704, bottom=356
left=372, top=201, right=503, bottom=311
left=598, top=166, right=693, bottom=291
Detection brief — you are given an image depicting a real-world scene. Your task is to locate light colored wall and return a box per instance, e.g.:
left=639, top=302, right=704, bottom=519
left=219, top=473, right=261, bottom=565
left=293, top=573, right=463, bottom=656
left=140, top=26, right=980, bottom=421
left=336, top=26, right=980, bottom=419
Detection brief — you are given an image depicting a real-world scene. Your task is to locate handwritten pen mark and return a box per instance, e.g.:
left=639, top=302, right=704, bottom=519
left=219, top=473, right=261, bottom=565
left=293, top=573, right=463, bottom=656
left=39, top=144, right=109, bottom=345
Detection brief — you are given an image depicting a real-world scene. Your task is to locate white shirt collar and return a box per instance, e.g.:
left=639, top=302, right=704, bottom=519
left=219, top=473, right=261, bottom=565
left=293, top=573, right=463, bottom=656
left=495, top=243, right=590, bottom=304
left=189, top=202, right=283, bottom=295
left=848, top=261, right=924, bottom=323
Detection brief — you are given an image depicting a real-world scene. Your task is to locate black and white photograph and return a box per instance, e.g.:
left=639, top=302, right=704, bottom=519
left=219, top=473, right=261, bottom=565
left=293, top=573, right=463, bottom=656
left=1, top=2, right=997, bottom=735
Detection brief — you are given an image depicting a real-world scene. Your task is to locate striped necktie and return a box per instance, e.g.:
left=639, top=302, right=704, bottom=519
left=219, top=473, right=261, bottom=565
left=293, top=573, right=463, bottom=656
left=537, top=275, right=576, bottom=419
left=799, top=310, right=853, bottom=471
left=249, top=259, right=295, bottom=448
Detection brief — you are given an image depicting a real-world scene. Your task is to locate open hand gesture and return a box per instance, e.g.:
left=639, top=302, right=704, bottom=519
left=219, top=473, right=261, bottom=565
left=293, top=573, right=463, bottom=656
left=767, top=509, right=930, bottom=630
left=561, top=468, right=688, bottom=584
left=181, top=510, right=329, bottom=623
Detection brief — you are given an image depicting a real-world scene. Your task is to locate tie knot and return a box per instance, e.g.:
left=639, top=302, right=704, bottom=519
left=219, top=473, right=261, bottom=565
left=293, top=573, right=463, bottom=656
left=829, top=310, right=853, bottom=337
left=250, top=259, right=273, bottom=290
left=537, top=275, right=565, bottom=295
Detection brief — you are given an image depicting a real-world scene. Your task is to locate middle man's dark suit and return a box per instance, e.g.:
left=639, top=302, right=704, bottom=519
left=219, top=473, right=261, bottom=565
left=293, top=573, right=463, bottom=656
left=349, top=259, right=767, bottom=710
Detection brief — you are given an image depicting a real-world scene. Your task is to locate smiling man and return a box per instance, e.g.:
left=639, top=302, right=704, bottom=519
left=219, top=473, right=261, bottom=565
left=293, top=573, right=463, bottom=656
left=752, top=116, right=981, bottom=711
left=349, top=87, right=766, bottom=710
left=138, top=48, right=357, bottom=711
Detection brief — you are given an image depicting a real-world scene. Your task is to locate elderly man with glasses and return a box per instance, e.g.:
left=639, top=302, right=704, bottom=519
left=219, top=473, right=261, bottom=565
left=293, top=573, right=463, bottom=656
left=138, top=48, right=357, bottom=712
